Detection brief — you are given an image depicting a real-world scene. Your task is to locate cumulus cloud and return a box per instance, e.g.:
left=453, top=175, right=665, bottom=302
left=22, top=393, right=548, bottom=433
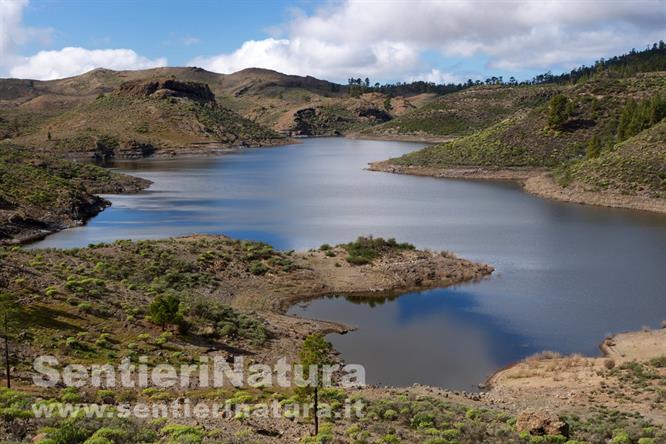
left=407, top=69, right=470, bottom=85
left=189, top=38, right=421, bottom=80
left=190, top=0, right=665, bottom=81
left=9, top=47, right=167, bottom=80
left=1, top=1, right=166, bottom=80
left=0, top=0, right=52, bottom=68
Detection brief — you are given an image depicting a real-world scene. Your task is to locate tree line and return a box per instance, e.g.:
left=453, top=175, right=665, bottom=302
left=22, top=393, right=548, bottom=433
left=344, top=42, right=666, bottom=98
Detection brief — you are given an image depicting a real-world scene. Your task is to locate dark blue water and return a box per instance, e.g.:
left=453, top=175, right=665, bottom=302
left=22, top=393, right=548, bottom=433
left=31, top=138, right=666, bottom=390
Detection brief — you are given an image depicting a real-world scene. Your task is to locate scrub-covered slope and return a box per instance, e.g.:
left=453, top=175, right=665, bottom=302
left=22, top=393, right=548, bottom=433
left=14, top=78, right=284, bottom=157
left=0, top=144, right=150, bottom=243
left=386, top=73, right=666, bottom=169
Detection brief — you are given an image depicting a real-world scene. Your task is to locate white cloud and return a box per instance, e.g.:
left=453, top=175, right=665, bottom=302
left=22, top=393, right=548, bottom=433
left=1, top=1, right=166, bottom=80
left=189, top=37, right=421, bottom=80
left=9, top=47, right=167, bottom=80
left=408, top=69, right=469, bottom=85
left=0, top=0, right=27, bottom=58
left=0, top=0, right=52, bottom=68
left=190, top=0, right=665, bottom=81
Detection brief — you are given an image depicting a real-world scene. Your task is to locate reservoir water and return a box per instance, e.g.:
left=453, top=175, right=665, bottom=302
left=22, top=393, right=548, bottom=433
left=31, top=138, right=666, bottom=390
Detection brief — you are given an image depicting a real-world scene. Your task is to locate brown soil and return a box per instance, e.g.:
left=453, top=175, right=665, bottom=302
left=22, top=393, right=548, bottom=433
left=485, top=329, right=666, bottom=425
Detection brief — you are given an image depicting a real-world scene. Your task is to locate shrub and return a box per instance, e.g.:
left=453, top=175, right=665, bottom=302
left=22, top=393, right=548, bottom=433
left=46, top=422, right=89, bottom=444
left=649, top=356, right=666, bottom=368
left=96, top=390, right=115, bottom=404
left=346, top=255, right=370, bottom=265
left=249, top=261, right=268, bottom=276
left=85, top=427, right=128, bottom=443
left=586, top=135, right=602, bottom=159
left=160, top=424, right=203, bottom=444
left=342, top=236, right=415, bottom=265
left=547, top=94, right=571, bottom=129
left=0, top=407, right=33, bottom=420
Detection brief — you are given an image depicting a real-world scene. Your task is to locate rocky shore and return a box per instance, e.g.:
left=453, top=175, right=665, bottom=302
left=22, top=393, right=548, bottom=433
left=524, top=173, right=666, bottom=214
left=0, top=146, right=152, bottom=245
left=368, top=160, right=666, bottom=214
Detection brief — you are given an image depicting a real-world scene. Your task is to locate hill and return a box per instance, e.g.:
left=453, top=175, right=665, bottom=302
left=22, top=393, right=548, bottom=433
left=0, top=67, right=441, bottom=146
left=360, top=84, right=556, bottom=139
left=387, top=73, right=666, bottom=169
left=370, top=72, right=666, bottom=212
left=556, top=119, right=666, bottom=198
left=0, top=144, right=150, bottom=243
left=11, top=78, right=285, bottom=157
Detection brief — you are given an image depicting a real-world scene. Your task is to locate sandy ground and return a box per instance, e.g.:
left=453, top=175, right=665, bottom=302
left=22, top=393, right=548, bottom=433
left=485, top=329, right=666, bottom=424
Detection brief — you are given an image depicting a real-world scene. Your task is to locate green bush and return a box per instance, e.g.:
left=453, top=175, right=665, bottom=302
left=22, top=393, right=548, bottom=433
left=342, top=236, right=415, bottom=265
left=249, top=261, right=268, bottom=276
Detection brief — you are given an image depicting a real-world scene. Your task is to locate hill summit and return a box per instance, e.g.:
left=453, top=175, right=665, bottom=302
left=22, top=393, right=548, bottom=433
left=116, top=79, right=215, bottom=102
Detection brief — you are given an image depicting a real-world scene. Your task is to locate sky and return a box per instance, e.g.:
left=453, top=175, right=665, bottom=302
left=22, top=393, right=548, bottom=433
left=1, top=0, right=664, bottom=83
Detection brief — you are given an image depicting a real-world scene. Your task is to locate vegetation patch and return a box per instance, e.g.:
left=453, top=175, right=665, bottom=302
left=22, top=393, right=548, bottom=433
left=341, top=236, right=415, bottom=265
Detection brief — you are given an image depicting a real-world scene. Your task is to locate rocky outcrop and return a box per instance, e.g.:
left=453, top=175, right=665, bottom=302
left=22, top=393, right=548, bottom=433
left=117, top=79, right=215, bottom=102
left=0, top=146, right=152, bottom=244
left=516, top=410, right=569, bottom=437
left=93, top=138, right=155, bottom=160
left=290, top=107, right=351, bottom=136
left=357, top=106, right=391, bottom=122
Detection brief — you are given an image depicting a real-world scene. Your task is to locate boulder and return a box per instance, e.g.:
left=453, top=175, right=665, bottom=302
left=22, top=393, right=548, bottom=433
left=516, top=410, right=569, bottom=437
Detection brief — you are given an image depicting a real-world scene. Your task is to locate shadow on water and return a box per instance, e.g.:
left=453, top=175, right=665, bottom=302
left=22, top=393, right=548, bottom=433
left=290, top=284, right=540, bottom=391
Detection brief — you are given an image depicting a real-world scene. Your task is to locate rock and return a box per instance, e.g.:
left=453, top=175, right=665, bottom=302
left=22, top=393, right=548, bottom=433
left=117, top=79, right=215, bottom=102
left=357, top=106, right=391, bottom=122
left=516, top=410, right=569, bottom=437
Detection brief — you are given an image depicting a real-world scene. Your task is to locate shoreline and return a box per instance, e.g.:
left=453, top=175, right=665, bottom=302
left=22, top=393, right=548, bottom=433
left=368, top=160, right=666, bottom=215
left=1, top=178, right=152, bottom=247
left=10, top=140, right=666, bottom=401
left=524, top=173, right=666, bottom=214
left=346, top=133, right=455, bottom=144
left=482, top=327, right=666, bottom=425
left=52, top=138, right=297, bottom=162
left=5, top=139, right=297, bottom=246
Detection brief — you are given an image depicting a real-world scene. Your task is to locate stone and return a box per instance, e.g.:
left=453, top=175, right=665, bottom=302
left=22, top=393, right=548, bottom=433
left=516, top=410, right=570, bottom=437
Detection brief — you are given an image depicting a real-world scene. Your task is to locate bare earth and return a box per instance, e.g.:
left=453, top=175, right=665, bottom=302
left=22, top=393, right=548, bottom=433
left=524, top=173, right=666, bottom=214
left=485, top=329, right=666, bottom=425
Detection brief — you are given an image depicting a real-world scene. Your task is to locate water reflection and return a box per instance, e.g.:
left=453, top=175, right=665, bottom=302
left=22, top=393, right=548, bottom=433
left=291, top=285, right=539, bottom=390
left=29, top=138, right=666, bottom=390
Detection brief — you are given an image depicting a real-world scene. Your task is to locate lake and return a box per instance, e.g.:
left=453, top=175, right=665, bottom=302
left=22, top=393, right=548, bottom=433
left=31, top=138, right=666, bottom=391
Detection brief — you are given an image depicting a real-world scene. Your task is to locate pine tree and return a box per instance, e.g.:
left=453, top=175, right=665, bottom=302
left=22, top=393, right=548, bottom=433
left=149, top=292, right=183, bottom=331
left=586, top=135, right=602, bottom=159
left=299, top=333, right=333, bottom=436
left=0, top=293, right=19, bottom=388
left=547, top=94, right=570, bottom=129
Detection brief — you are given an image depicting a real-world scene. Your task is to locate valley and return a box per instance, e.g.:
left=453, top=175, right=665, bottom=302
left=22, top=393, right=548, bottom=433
left=0, top=42, right=665, bottom=443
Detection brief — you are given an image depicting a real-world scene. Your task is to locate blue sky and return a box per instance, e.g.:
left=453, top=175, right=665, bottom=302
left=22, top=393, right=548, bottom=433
left=1, top=0, right=664, bottom=82
left=21, top=0, right=301, bottom=61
